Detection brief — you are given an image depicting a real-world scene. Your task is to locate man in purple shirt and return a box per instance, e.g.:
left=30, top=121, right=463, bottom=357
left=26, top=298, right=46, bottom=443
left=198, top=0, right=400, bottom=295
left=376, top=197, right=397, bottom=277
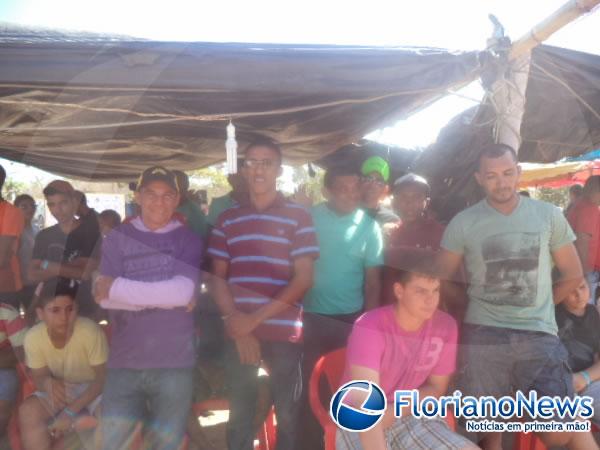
left=94, top=166, right=203, bottom=450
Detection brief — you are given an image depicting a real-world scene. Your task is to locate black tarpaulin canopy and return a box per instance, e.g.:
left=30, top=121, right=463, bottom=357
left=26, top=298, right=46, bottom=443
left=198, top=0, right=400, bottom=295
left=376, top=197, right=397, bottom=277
left=0, top=23, right=482, bottom=180
left=412, top=45, right=600, bottom=219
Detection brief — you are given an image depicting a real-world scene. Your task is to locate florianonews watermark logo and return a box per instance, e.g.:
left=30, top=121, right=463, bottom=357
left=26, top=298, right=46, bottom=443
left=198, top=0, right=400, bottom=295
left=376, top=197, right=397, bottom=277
left=330, top=381, right=594, bottom=433
left=330, top=380, right=387, bottom=432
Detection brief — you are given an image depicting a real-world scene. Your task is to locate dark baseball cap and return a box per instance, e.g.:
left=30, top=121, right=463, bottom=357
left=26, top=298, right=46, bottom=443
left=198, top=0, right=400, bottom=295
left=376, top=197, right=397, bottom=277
left=136, top=166, right=179, bottom=192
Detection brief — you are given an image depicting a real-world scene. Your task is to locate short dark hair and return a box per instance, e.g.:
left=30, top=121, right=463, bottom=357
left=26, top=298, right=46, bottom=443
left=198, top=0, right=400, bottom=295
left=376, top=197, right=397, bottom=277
left=569, top=184, right=583, bottom=197
left=244, top=137, right=282, bottom=163
left=73, top=190, right=87, bottom=205
left=0, top=165, right=5, bottom=192
left=35, top=278, right=78, bottom=310
left=99, top=209, right=122, bottom=228
left=387, top=250, right=439, bottom=286
left=583, top=175, right=600, bottom=197
left=323, top=165, right=360, bottom=189
left=14, top=194, right=35, bottom=207
left=478, top=143, right=518, bottom=170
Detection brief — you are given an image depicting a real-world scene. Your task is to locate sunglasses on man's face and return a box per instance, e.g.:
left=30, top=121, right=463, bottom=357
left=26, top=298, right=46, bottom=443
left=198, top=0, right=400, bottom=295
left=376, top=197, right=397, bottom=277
left=361, top=175, right=386, bottom=187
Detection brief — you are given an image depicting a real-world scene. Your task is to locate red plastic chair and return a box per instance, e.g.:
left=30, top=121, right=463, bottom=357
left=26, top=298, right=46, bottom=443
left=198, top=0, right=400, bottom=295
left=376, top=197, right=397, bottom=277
left=7, top=363, right=36, bottom=450
left=309, top=348, right=459, bottom=450
left=308, top=348, right=347, bottom=450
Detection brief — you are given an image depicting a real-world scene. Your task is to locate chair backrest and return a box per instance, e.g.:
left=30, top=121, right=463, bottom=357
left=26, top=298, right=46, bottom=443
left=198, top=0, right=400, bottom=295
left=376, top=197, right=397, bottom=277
left=320, top=348, right=347, bottom=393
left=309, top=347, right=347, bottom=429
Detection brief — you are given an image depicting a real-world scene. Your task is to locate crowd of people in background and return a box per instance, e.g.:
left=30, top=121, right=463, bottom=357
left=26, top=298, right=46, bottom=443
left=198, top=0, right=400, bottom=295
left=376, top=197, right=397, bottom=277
left=0, top=139, right=598, bottom=450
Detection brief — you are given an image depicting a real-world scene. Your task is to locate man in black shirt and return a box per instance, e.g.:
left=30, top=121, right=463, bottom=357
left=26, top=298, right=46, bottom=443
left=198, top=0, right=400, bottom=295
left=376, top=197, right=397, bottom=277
left=73, top=190, right=101, bottom=240
left=28, top=181, right=100, bottom=317
left=556, top=278, right=600, bottom=425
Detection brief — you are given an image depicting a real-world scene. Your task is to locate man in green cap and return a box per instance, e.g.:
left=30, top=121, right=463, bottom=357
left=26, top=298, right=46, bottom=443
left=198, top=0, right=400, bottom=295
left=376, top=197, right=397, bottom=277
left=360, top=156, right=399, bottom=228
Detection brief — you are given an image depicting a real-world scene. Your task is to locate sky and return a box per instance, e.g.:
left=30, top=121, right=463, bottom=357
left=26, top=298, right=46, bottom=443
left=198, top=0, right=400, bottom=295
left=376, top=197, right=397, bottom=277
left=0, top=0, right=598, bottom=182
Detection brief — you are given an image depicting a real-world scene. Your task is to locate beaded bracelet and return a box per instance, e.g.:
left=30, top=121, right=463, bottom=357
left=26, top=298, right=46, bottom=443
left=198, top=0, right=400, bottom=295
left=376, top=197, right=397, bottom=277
left=581, top=370, right=592, bottom=387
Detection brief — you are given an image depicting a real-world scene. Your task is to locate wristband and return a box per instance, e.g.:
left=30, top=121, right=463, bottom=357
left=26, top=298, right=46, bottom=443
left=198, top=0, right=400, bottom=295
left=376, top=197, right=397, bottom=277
left=62, top=407, right=77, bottom=418
left=41, top=260, right=49, bottom=270
left=581, top=370, right=592, bottom=387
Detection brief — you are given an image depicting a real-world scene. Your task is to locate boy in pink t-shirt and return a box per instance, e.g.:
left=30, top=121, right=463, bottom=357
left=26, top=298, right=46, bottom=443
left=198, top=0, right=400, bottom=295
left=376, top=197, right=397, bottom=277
left=337, top=252, right=477, bottom=450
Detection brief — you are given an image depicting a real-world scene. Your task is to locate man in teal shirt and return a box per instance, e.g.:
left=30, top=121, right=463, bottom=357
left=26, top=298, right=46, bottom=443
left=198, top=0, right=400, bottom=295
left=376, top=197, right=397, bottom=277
left=299, top=164, right=383, bottom=450
left=438, top=144, right=595, bottom=450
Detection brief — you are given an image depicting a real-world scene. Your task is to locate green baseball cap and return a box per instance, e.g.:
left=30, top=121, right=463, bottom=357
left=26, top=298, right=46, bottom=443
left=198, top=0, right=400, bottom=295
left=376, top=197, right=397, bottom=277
left=361, top=156, right=390, bottom=183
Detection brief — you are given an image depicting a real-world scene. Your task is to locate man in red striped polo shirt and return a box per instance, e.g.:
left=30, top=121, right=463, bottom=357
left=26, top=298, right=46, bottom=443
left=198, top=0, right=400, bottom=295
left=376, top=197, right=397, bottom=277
left=208, top=138, right=319, bottom=450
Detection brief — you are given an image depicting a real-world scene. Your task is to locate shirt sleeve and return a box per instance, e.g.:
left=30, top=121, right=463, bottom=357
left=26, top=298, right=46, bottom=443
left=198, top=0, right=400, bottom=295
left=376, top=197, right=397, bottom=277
left=99, top=228, right=124, bottom=278
left=550, top=206, right=576, bottom=251
left=107, top=275, right=195, bottom=308
left=430, top=317, right=458, bottom=376
left=291, top=209, right=319, bottom=260
left=24, top=329, right=46, bottom=370
left=207, top=216, right=231, bottom=261
left=0, top=205, right=24, bottom=238
left=85, top=323, right=108, bottom=366
left=81, top=215, right=102, bottom=259
left=440, top=214, right=466, bottom=255
left=364, top=221, right=384, bottom=268
left=346, top=314, right=385, bottom=372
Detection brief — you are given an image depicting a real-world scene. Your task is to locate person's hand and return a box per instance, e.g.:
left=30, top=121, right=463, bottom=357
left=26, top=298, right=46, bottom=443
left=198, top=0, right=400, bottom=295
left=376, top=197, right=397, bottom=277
left=45, top=262, right=62, bottom=277
left=382, top=222, right=399, bottom=238
left=44, top=378, right=67, bottom=410
left=225, top=312, right=259, bottom=339
left=234, top=335, right=261, bottom=365
left=93, top=276, right=114, bottom=304
left=48, top=412, right=73, bottom=437
left=186, top=296, right=198, bottom=312
left=573, top=372, right=588, bottom=393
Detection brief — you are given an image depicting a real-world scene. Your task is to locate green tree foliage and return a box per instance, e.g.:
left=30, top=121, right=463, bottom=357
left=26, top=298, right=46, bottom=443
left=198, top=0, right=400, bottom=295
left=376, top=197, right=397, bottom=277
left=531, top=186, right=570, bottom=209
left=3, top=177, right=26, bottom=202
left=292, top=164, right=325, bottom=204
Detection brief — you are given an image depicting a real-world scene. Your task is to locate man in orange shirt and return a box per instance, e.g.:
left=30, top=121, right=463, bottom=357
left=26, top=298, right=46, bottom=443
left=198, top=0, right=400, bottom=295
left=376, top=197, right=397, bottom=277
left=0, top=165, right=25, bottom=309
left=567, top=176, right=600, bottom=306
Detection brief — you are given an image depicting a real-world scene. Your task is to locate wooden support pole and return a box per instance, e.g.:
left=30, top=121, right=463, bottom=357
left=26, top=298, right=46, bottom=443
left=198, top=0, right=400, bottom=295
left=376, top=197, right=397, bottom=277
left=492, top=0, right=599, bottom=152
left=509, top=0, right=600, bottom=61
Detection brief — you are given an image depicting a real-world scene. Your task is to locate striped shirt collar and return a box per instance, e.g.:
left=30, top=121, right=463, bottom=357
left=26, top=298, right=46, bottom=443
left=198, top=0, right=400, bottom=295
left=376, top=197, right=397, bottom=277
left=239, top=192, right=288, bottom=211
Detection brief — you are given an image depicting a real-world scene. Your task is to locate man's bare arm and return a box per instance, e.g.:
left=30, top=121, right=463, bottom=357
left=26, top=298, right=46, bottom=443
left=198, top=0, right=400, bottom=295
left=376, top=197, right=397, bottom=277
left=348, top=365, right=387, bottom=450
left=552, top=243, right=584, bottom=304
left=29, top=257, right=98, bottom=283
left=436, top=249, right=464, bottom=284
left=249, top=256, right=314, bottom=325
left=210, top=259, right=237, bottom=317
left=574, top=232, right=591, bottom=273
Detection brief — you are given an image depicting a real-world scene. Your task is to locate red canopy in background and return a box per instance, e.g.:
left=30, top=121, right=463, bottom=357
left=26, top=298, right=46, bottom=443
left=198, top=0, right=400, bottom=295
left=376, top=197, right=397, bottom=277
left=519, top=160, right=600, bottom=189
